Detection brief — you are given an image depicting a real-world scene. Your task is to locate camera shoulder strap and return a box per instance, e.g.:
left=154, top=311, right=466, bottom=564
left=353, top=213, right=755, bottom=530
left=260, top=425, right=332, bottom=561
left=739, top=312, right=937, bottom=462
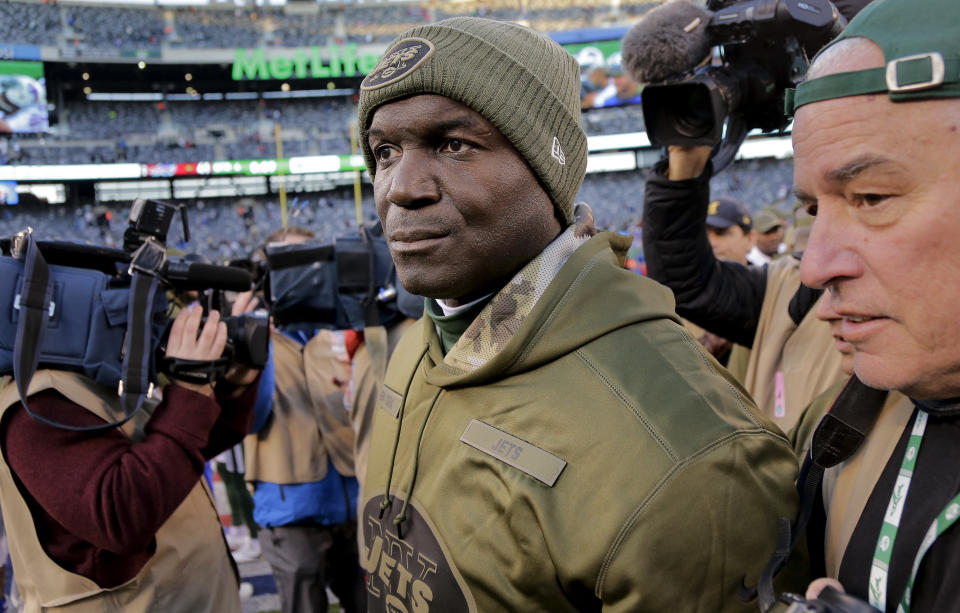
left=12, top=231, right=54, bottom=423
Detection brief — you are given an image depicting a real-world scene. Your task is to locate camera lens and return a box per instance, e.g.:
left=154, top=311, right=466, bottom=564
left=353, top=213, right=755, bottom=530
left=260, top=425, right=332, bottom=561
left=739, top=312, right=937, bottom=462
left=642, top=78, right=728, bottom=146
left=668, top=83, right=716, bottom=139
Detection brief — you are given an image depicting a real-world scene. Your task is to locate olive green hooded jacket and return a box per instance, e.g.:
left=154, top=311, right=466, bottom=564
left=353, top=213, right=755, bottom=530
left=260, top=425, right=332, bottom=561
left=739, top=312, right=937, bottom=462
left=361, top=230, right=799, bottom=612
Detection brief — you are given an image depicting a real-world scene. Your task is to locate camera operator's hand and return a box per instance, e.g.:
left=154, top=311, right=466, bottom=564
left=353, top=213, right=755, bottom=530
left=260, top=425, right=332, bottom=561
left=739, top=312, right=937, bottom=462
left=667, top=145, right=712, bottom=181
left=698, top=331, right=733, bottom=359
left=166, top=303, right=227, bottom=397
left=806, top=578, right=846, bottom=600
left=222, top=290, right=261, bottom=391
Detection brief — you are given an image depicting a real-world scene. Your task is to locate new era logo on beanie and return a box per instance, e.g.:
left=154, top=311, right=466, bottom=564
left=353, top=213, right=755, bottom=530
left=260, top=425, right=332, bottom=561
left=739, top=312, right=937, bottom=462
left=357, top=17, right=588, bottom=226
left=551, top=137, right=566, bottom=166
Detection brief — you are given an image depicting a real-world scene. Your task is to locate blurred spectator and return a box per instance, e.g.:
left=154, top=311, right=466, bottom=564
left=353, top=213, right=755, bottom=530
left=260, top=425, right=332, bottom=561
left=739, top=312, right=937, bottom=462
left=748, top=207, right=787, bottom=266
left=705, top=197, right=755, bottom=265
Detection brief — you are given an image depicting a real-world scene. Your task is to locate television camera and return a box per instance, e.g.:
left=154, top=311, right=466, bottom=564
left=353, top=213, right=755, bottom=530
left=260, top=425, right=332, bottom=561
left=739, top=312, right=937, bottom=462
left=623, top=0, right=850, bottom=171
left=0, top=199, right=268, bottom=432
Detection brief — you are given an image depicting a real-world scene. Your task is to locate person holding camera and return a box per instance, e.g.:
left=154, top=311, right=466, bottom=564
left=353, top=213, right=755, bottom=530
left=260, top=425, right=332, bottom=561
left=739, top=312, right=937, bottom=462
left=749, top=208, right=788, bottom=266
left=642, top=143, right=846, bottom=430
left=770, top=0, right=960, bottom=610
left=628, top=0, right=875, bottom=430
left=0, top=291, right=261, bottom=612
left=356, top=17, right=799, bottom=612
left=243, top=227, right=366, bottom=613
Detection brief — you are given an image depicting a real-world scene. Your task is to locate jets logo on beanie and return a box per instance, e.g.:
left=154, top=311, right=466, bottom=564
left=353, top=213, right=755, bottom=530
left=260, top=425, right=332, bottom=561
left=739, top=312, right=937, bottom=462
left=358, top=17, right=588, bottom=226
left=362, top=38, right=435, bottom=90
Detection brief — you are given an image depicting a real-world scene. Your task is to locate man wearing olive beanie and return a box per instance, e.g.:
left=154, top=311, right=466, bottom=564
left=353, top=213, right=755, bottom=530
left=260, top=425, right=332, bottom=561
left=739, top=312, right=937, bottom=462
left=357, top=17, right=799, bottom=612
left=778, top=0, right=960, bottom=611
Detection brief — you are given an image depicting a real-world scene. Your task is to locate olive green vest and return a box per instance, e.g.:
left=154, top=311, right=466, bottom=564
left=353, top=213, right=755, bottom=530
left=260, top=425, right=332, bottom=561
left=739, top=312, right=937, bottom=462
left=0, top=371, right=240, bottom=612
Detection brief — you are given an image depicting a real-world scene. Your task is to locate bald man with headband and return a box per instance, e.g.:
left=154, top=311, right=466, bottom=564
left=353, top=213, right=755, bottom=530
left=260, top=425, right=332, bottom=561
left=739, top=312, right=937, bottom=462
left=768, top=0, right=960, bottom=610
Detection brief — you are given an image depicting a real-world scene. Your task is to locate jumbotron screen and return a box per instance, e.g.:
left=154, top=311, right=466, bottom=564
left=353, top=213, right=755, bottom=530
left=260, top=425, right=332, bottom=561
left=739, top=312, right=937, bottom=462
left=0, top=60, right=49, bottom=134
left=564, top=39, right=642, bottom=110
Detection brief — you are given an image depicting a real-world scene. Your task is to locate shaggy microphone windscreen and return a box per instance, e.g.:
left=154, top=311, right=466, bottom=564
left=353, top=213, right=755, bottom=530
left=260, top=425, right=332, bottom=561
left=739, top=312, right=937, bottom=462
left=622, top=0, right=714, bottom=84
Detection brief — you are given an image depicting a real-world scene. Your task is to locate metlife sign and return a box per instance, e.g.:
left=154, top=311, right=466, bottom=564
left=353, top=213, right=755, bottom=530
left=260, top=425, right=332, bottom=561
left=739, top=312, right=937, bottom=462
left=232, top=44, right=382, bottom=81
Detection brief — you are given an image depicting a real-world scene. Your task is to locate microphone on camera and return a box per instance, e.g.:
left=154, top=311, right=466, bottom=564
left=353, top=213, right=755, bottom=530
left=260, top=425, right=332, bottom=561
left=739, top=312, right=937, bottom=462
left=161, top=260, right=252, bottom=291
left=621, top=0, right=714, bottom=84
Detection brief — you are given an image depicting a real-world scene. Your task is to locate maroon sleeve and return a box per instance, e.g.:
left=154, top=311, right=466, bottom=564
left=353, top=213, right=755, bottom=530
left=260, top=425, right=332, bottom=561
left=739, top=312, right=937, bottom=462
left=3, top=385, right=224, bottom=555
left=204, top=373, right=260, bottom=459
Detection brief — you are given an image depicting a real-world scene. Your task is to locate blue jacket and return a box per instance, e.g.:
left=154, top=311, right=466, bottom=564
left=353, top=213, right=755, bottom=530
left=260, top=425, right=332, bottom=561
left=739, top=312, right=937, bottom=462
left=250, top=334, right=359, bottom=529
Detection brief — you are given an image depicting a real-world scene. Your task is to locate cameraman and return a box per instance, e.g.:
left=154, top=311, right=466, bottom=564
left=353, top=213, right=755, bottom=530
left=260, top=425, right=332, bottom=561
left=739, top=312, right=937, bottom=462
left=0, top=292, right=261, bottom=612
left=244, top=227, right=366, bottom=613
left=643, top=145, right=844, bottom=428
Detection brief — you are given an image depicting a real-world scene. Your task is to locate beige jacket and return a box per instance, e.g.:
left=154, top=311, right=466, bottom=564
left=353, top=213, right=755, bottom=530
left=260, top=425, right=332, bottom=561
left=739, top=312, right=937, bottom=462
left=0, top=371, right=239, bottom=613
left=244, top=330, right=355, bottom=484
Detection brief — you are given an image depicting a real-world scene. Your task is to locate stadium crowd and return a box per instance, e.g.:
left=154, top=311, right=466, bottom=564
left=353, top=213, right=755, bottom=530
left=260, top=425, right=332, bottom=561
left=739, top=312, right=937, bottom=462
left=7, top=98, right=644, bottom=165
left=0, top=0, right=656, bottom=53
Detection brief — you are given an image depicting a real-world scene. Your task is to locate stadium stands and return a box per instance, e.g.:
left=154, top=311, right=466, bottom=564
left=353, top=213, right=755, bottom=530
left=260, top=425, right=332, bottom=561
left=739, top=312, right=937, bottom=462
left=0, top=0, right=60, bottom=45
left=11, top=98, right=643, bottom=164
left=1, top=158, right=796, bottom=261
left=171, top=7, right=264, bottom=49
left=64, top=4, right=166, bottom=51
left=1, top=0, right=657, bottom=163
left=0, top=0, right=659, bottom=52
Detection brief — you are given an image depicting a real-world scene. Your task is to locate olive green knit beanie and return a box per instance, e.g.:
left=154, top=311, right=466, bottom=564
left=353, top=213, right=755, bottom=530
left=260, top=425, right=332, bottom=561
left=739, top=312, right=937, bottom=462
left=357, top=17, right=587, bottom=226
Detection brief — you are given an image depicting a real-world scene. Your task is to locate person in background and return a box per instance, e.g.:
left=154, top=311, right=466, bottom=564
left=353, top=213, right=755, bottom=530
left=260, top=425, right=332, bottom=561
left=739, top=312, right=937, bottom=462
left=706, top=197, right=755, bottom=266
left=748, top=208, right=787, bottom=266
left=244, top=227, right=366, bottom=613
left=696, top=197, right=756, bottom=372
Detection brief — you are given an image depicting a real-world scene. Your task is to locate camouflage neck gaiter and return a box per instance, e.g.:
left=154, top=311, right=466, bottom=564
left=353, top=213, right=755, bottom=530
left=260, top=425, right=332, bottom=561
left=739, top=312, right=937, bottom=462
left=425, top=295, right=495, bottom=355
left=440, top=226, right=590, bottom=374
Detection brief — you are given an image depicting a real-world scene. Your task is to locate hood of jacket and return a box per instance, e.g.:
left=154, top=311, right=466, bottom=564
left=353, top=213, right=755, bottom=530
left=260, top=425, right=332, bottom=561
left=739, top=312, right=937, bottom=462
left=419, top=228, right=680, bottom=389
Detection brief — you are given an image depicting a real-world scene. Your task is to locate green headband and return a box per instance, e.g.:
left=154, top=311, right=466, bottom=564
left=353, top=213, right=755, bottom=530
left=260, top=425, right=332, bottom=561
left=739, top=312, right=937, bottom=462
left=786, top=0, right=960, bottom=116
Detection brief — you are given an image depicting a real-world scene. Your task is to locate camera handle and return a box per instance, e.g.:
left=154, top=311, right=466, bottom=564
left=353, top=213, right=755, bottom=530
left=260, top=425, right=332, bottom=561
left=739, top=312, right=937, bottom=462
left=158, top=356, right=231, bottom=386
left=710, top=112, right=751, bottom=174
